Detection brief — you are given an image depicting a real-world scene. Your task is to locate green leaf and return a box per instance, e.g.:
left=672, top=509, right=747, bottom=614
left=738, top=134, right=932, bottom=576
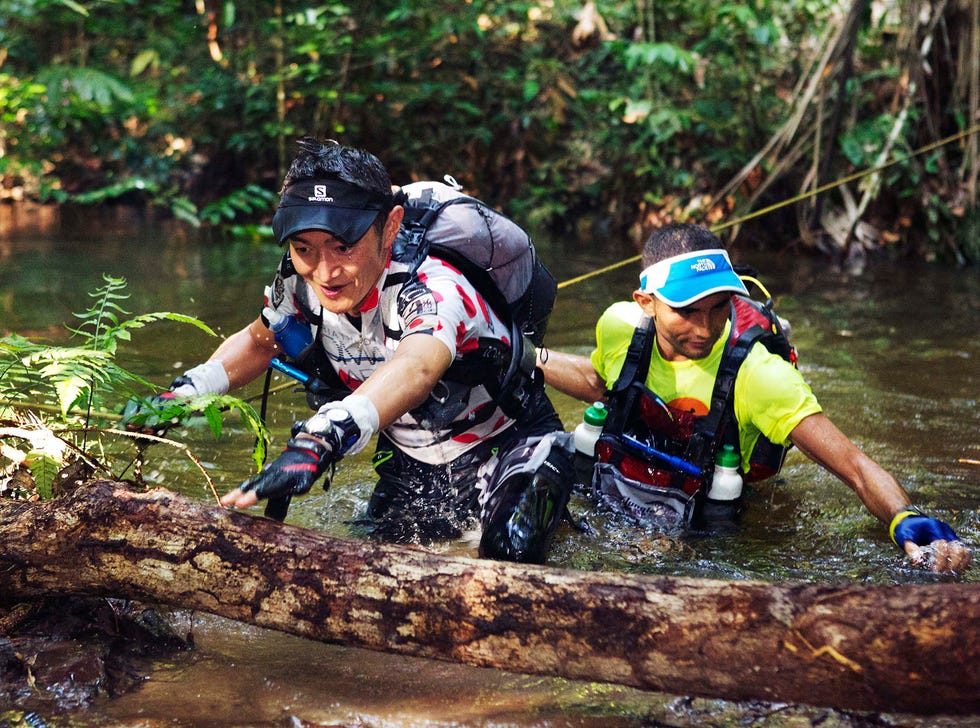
left=38, top=66, right=134, bottom=108
left=841, top=136, right=863, bottom=166
left=130, top=49, right=160, bottom=77
left=203, top=403, right=224, bottom=439
left=27, top=454, right=61, bottom=500
left=72, top=178, right=156, bottom=204
left=54, top=376, right=88, bottom=416
left=54, top=0, right=89, bottom=16
left=523, top=79, right=539, bottom=102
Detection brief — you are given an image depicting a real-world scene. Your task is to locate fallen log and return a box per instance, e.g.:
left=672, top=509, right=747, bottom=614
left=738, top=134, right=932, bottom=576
left=1, top=480, right=977, bottom=716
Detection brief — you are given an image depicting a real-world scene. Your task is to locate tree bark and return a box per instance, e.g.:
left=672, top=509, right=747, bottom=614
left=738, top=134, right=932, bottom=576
left=1, top=480, right=977, bottom=716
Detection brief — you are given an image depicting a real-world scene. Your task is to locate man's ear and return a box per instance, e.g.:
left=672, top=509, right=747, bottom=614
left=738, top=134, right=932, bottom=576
left=633, top=290, right=657, bottom=313
left=381, top=204, right=405, bottom=249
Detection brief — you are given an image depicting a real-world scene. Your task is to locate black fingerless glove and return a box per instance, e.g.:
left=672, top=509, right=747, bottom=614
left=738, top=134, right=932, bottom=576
left=236, top=436, right=336, bottom=500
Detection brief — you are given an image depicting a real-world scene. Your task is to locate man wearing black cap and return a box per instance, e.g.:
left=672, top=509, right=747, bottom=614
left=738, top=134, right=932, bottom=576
left=164, top=138, right=573, bottom=564
left=537, top=223, right=971, bottom=574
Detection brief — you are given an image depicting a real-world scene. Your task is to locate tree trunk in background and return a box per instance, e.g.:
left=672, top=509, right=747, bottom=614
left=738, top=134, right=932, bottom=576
left=1, top=480, right=977, bottom=716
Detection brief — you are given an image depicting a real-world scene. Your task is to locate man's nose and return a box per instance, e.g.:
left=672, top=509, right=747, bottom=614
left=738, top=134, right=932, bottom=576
left=689, top=312, right=712, bottom=333
left=315, top=253, right=341, bottom=280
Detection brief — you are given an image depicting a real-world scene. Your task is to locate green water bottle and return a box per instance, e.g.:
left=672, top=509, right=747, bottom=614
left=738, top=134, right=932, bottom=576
left=707, top=444, right=743, bottom=500
left=574, top=402, right=608, bottom=458
left=573, top=402, right=607, bottom=487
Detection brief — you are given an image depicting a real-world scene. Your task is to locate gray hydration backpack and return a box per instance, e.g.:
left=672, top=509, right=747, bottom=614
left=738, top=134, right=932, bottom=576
left=392, top=178, right=557, bottom=417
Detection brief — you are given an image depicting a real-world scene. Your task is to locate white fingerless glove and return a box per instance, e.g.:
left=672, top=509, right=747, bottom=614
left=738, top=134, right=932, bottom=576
left=303, top=394, right=379, bottom=456
left=171, top=360, right=230, bottom=396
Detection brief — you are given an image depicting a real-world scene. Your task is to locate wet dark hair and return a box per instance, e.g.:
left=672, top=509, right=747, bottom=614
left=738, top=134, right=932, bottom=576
left=281, top=137, right=396, bottom=236
left=641, top=223, right=726, bottom=268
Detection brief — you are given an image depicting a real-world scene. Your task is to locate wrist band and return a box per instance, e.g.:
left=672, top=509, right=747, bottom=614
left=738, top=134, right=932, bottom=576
left=889, top=508, right=922, bottom=545
left=293, top=432, right=330, bottom=450
left=175, top=360, right=230, bottom=395
left=339, top=394, right=379, bottom=455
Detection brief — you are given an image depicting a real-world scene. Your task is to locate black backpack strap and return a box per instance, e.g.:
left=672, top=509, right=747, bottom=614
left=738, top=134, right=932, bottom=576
left=399, top=195, right=476, bottom=277
left=603, top=315, right=656, bottom=437
left=610, top=314, right=656, bottom=394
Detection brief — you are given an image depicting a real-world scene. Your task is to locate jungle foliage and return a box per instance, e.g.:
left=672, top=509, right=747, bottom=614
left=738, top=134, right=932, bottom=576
left=0, top=276, right=269, bottom=501
left=0, top=0, right=977, bottom=263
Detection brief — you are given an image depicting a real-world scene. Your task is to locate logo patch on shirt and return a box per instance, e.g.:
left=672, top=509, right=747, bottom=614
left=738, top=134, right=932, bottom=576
left=400, top=284, right=438, bottom=322
left=272, top=275, right=286, bottom=308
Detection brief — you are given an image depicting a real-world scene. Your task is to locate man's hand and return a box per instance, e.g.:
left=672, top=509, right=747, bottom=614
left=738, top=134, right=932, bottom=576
left=120, top=360, right=230, bottom=435
left=221, top=435, right=335, bottom=508
left=120, top=391, right=186, bottom=435
left=891, top=510, right=973, bottom=574
left=221, top=395, right=378, bottom=511
left=303, top=394, right=378, bottom=456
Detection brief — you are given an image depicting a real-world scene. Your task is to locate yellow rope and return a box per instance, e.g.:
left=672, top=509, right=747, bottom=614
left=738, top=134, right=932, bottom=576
left=556, top=123, right=980, bottom=290
left=738, top=275, right=772, bottom=300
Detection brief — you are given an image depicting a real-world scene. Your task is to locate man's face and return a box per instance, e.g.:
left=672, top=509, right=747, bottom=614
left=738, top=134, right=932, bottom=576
left=634, top=290, right=731, bottom=361
left=288, top=206, right=402, bottom=316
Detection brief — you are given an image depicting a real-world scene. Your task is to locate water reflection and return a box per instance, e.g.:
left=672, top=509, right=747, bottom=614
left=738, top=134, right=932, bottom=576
left=1, top=211, right=976, bottom=725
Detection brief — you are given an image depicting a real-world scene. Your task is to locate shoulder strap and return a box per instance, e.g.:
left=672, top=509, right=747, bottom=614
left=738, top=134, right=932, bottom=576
left=609, top=314, right=656, bottom=394
left=603, top=315, right=656, bottom=436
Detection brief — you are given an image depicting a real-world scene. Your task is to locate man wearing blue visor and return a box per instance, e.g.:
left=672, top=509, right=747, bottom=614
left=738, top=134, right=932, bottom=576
left=147, top=138, right=574, bottom=564
left=538, top=223, right=971, bottom=575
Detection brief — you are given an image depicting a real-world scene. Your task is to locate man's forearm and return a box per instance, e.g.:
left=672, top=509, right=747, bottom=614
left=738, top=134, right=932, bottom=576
left=535, top=347, right=607, bottom=403
left=206, top=318, right=279, bottom=391
left=789, top=413, right=910, bottom=524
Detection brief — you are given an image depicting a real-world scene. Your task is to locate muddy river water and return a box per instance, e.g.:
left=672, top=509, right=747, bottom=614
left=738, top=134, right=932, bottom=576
left=1, top=205, right=977, bottom=726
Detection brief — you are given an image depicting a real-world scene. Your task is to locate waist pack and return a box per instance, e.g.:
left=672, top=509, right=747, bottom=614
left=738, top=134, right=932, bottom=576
left=392, top=178, right=557, bottom=417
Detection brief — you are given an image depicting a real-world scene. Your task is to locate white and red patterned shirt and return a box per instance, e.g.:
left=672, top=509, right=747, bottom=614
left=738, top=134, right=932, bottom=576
left=264, top=252, right=515, bottom=464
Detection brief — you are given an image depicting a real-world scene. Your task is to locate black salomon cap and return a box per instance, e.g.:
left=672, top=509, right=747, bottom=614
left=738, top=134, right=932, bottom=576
left=271, top=178, right=391, bottom=245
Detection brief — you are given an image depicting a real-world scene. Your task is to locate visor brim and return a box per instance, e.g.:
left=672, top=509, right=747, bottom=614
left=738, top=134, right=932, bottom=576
left=272, top=205, right=379, bottom=246
left=651, top=276, right=749, bottom=307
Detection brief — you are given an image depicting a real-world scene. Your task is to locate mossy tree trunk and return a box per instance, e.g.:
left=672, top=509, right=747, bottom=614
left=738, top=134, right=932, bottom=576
left=1, top=480, right=977, bottom=716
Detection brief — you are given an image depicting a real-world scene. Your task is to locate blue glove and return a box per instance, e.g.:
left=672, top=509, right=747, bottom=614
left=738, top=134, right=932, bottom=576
left=890, top=509, right=959, bottom=547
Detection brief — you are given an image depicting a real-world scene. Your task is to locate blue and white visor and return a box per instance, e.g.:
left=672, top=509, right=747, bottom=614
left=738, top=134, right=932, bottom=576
left=639, top=249, right=748, bottom=307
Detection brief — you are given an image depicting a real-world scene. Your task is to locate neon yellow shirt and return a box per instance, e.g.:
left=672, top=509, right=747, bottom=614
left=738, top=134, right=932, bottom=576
left=591, top=301, right=822, bottom=471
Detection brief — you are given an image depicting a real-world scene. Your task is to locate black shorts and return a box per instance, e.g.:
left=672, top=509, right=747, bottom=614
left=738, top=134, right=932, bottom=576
left=362, top=380, right=562, bottom=543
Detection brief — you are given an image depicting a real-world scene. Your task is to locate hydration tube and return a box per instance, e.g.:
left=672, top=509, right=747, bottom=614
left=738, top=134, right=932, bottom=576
left=620, top=434, right=702, bottom=478
left=269, top=356, right=310, bottom=384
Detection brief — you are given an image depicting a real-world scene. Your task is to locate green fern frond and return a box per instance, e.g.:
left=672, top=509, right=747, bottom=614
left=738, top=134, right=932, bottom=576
left=38, top=65, right=134, bottom=108
left=1, top=276, right=270, bottom=499
left=27, top=453, right=60, bottom=499
left=116, top=311, right=218, bottom=336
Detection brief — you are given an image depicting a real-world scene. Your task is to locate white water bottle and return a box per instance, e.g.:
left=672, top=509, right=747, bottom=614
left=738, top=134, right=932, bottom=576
left=707, top=444, right=743, bottom=500
left=574, top=402, right=608, bottom=458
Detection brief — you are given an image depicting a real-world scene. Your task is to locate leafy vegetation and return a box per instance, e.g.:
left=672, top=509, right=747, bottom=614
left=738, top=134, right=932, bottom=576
left=0, top=276, right=269, bottom=501
left=0, top=0, right=977, bottom=262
